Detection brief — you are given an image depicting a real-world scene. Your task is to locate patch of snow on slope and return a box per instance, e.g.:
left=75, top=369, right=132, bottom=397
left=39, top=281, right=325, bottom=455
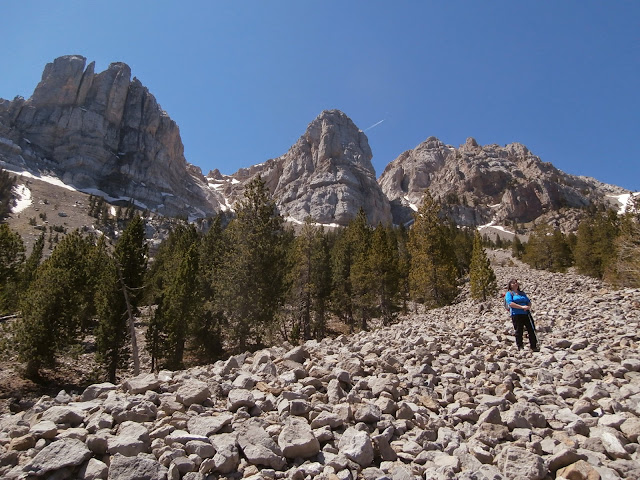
left=11, top=184, right=32, bottom=213
left=403, top=196, right=418, bottom=212
left=478, top=220, right=513, bottom=235
left=608, top=192, right=640, bottom=215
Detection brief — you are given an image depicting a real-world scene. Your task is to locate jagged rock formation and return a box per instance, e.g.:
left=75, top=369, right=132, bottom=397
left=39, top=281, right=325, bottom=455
left=0, top=55, right=223, bottom=219
left=208, top=110, right=392, bottom=227
left=1, top=258, right=639, bottom=479
left=379, top=136, right=629, bottom=227
left=1, top=55, right=633, bottom=230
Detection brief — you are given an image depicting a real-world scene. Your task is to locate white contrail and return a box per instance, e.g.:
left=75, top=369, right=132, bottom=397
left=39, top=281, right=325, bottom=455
left=364, top=119, right=385, bottom=131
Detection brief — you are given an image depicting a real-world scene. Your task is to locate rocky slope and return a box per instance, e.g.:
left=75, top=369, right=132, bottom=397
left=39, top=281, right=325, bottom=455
left=208, top=110, right=392, bottom=227
left=378, top=137, right=629, bottom=228
left=1, top=258, right=639, bottom=480
left=0, top=55, right=223, bottom=219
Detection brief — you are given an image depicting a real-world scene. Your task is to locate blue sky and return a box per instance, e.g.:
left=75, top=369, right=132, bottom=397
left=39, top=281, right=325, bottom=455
left=1, top=1, right=638, bottom=191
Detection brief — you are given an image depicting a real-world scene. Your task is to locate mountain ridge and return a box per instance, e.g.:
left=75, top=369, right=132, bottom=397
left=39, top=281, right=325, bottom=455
left=0, top=55, right=632, bottom=232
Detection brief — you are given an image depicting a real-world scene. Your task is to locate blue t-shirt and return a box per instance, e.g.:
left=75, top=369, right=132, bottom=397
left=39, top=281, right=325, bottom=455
left=505, top=290, right=530, bottom=315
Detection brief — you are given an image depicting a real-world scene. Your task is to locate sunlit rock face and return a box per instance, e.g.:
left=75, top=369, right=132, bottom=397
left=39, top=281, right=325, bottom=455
left=0, top=55, right=223, bottom=218
left=378, top=136, right=627, bottom=228
left=210, top=110, right=392, bottom=227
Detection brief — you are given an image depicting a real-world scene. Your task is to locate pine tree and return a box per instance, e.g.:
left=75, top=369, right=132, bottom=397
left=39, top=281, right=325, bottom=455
left=330, top=227, right=354, bottom=331
left=95, top=239, right=129, bottom=382
left=95, top=217, right=148, bottom=380
left=550, top=229, right=573, bottom=272
left=195, top=215, right=226, bottom=362
left=114, top=215, right=148, bottom=310
left=146, top=224, right=201, bottom=370
left=22, top=232, right=45, bottom=289
left=610, top=196, right=640, bottom=287
left=512, top=235, right=524, bottom=259
left=286, top=218, right=333, bottom=342
left=0, top=168, right=16, bottom=222
left=16, top=231, right=97, bottom=376
left=469, top=230, right=497, bottom=301
left=216, top=176, right=290, bottom=352
left=395, top=224, right=411, bottom=313
left=369, top=224, right=400, bottom=325
left=408, top=192, right=458, bottom=308
left=347, top=209, right=374, bottom=331
left=574, top=208, right=619, bottom=279
left=0, top=224, right=25, bottom=314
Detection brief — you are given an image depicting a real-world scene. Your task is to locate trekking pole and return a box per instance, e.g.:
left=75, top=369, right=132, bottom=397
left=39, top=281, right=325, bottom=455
left=528, top=311, right=540, bottom=348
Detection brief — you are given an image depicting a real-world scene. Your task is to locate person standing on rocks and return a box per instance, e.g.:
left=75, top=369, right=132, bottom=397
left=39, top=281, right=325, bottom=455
left=505, top=278, right=539, bottom=351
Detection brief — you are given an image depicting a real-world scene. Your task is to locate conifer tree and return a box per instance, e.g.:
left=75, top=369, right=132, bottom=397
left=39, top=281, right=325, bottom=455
left=512, top=235, right=524, bottom=259
left=0, top=168, right=16, bottom=222
left=574, top=208, right=619, bottom=279
left=285, top=218, right=332, bottom=341
left=369, top=224, right=400, bottom=325
left=469, top=230, right=497, bottom=301
left=95, top=217, right=148, bottom=379
left=0, top=224, right=25, bottom=314
left=16, top=231, right=96, bottom=376
left=195, top=215, right=226, bottom=362
left=408, top=192, right=458, bottom=308
left=216, top=176, right=290, bottom=352
left=95, top=238, right=129, bottom=382
left=22, top=232, right=45, bottom=290
left=347, top=208, right=374, bottom=330
left=550, top=229, right=573, bottom=272
left=330, top=227, right=354, bottom=331
left=114, top=215, right=148, bottom=310
left=395, top=223, right=411, bottom=313
left=612, top=197, right=640, bottom=287
left=146, top=224, right=201, bottom=370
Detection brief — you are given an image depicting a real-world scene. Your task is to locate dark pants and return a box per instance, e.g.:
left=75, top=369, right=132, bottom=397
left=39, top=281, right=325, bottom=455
left=512, top=314, right=538, bottom=350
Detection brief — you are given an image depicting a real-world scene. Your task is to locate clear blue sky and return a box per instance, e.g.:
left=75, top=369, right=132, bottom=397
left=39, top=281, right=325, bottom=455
left=1, top=1, right=638, bottom=191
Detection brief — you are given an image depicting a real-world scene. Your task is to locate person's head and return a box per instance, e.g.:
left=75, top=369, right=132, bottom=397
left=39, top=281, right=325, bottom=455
left=507, top=278, right=521, bottom=291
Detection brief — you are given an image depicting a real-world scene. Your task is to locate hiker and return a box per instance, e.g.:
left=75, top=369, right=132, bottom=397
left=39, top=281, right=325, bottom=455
left=505, top=278, right=539, bottom=351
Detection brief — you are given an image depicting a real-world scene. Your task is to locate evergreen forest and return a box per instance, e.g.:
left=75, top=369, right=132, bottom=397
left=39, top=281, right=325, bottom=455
left=1, top=170, right=639, bottom=383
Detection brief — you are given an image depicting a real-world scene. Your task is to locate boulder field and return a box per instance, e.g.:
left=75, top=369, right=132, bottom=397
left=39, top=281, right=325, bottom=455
left=1, top=260, right=639, bottom=479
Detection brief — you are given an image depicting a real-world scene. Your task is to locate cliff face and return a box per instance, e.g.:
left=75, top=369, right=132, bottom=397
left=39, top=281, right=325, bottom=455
left=378, top=137, right=627, bottom=227
left=0, top=55, right=223, bottom=218
left=209, top=110, right=392, bottom=227
left=1, top=56, right=630, bottom=230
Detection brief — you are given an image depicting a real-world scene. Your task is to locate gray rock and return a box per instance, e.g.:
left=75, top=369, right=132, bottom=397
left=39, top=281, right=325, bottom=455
left=227, top=388, right=255, bottom=411
left=122, top=373, right=160, bottom=394
left=338, top=426, right=374, bottom=467
left=29, top=420, right=58, bottom=439
left=278, top=417, right=320, bottom=459
left=209, top=433, right=240, bottom=474
left=494, top=445, right=546, bottom=480
left=78, top=458, right=108, bottom=480
left=107, top=453, right=168, bottom=480
left=187, top=413, right=233, bottom=437
left=40, top=405, right=84, bottom=426
left=23, top=438, right=91, bottom=476
left=237, top=422, right=286, bottom=470
left=176, top=379, right=210, bottom=406
left=81, top=383, right=117, bottom=401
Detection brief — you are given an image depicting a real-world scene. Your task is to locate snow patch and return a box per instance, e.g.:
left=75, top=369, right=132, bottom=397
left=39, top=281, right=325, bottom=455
left=11, top=184, right=32, bottom=213
left=403, top=196, right=418, bottom=212
left=9, top=169, right=77, bottom=191
left=284, top=215, right=340, bottom=228
left=478, top=220, right=513, bottom=235
left=608, top=192, right=640, bottom=215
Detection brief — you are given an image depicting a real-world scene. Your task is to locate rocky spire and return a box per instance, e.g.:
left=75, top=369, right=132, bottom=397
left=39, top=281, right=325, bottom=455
left=215, top=110, right=393, bottom=226
left=0, top=55, right=223, bottom=219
